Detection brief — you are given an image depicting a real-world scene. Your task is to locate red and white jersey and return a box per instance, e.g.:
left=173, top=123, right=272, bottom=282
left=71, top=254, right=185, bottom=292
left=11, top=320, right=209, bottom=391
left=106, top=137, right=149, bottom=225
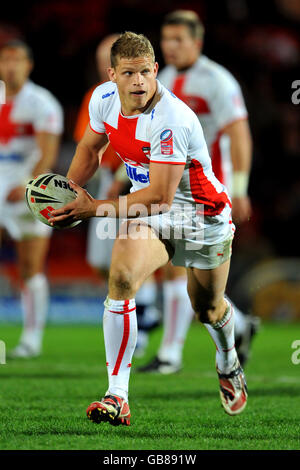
left=158, top=55, right=248, bottom=192
left=0, top=80, right=63, bottom=204
left=89, top=80, right=231, bottom=222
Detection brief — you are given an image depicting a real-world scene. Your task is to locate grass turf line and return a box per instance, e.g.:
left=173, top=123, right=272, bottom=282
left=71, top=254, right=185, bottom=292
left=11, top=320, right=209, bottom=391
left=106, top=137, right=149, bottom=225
left=0, top=322, right=300, bottom=450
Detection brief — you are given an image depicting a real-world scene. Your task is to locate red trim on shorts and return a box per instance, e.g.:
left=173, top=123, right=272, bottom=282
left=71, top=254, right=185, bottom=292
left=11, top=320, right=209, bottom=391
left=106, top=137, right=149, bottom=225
left=112, top=313, right=130, bottom=375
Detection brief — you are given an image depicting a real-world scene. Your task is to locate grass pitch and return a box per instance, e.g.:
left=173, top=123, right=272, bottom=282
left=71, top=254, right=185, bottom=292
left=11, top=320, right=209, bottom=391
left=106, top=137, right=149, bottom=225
left=0, top=321, right=300, bottom=450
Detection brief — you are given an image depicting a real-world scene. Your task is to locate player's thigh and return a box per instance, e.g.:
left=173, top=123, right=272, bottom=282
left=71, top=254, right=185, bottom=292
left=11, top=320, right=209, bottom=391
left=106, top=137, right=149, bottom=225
left=109, top=220, right=171, bottom=293
left=16, top=236, right=50, bottom=278
left=186, top=259, right=230, bottom=322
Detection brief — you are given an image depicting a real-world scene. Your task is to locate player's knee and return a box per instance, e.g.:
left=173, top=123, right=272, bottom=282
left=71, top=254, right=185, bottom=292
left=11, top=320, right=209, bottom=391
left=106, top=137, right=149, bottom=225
left=19, top=261, right=38, bottom=280
left=108, top=266, right=138, bottom=298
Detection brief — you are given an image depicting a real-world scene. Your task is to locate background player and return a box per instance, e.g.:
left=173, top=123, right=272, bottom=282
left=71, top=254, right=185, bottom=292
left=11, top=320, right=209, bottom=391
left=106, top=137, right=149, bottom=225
left=138, top=10, right=258, bottom=374
left=74, top=33, right=126, bottom=280
left=50, top=32, right=248, bottom=424
left=0, top=40, right=63, bottom=358
left=74, top=34, right=159, bottom=357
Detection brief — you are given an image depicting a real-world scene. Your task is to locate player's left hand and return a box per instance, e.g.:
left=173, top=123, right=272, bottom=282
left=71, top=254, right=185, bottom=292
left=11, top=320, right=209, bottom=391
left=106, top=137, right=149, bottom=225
left=49, top=181, right=97, bottom=225
left=231, top=196, right=252, bottom=225
left=6, top=185, right=26, bottom=202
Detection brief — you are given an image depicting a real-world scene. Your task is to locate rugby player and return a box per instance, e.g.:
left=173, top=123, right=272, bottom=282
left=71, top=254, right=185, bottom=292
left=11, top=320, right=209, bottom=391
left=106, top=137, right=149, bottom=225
left=50, top=32, right=248, bottom=425
left=0, top=40, right=63, bottom=358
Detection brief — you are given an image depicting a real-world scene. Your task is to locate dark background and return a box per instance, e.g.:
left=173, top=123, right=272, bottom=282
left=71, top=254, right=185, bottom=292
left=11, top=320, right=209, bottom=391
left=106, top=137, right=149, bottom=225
left=1, top=0, right=300, bottom=316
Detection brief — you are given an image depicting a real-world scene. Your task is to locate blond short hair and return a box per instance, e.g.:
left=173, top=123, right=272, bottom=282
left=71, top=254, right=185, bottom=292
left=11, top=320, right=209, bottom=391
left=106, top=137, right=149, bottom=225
left=162, top=10, right=205, bottom=40
left=110, top=31, right=155, bottom=68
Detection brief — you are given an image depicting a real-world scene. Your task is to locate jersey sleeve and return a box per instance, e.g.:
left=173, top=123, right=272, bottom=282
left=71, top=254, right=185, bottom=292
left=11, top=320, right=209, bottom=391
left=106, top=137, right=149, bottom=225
left=88, top=87, right=106, bottom=134
left=210, top=72, right=248, bottom=131
left=150, top=123, right=189, bottom=165
left=33, top=95, right=64, bottom=134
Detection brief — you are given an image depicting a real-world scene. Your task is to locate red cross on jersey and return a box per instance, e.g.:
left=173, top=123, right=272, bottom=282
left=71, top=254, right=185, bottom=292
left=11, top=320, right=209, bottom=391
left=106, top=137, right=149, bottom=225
left=0, top=102, right=34, bottom=144
left=89, top=79, right=232, bottom=222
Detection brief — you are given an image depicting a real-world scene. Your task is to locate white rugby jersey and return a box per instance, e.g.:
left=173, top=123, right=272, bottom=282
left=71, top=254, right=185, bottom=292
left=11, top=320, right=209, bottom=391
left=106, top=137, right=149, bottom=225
left=0, top=80, right=63, bottom=204
left=158, top=56, right=248, bottom=192
left=89, top=79, right=231, bottom=217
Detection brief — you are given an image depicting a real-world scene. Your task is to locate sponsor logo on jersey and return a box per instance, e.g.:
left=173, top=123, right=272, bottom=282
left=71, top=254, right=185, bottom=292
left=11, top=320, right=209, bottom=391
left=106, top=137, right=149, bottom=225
left=125, top=163, right=149, bottom=184
left=102, top=91, right=115, bottom=99
left=160, top=129, right=173, bottom=155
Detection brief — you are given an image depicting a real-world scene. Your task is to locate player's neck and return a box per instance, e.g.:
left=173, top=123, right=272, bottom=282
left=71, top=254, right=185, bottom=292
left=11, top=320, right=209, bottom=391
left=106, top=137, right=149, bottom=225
left=175, top=54, right=200, bottom=73
left=121, top=93, right=156, bottom=117
left=5, top=83, right=25, bottom=99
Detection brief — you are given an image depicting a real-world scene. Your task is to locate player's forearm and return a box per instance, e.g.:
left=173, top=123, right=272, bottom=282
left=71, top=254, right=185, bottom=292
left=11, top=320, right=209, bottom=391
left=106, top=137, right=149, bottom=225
left=67, top=141, right=100, bottom=187
left=230, top=134, right=252, bottom=173
left=32, top=133, right=61, bottom=177
left=225, top=120, right=252, bottom=197
left=95, top=186, right=170, bottom=218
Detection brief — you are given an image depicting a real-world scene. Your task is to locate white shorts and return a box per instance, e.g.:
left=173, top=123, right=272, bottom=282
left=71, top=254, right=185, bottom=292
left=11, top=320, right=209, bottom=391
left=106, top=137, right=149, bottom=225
left=0, top=201, right=51, bottom=241
left=137, top=204, right=234, bottom=270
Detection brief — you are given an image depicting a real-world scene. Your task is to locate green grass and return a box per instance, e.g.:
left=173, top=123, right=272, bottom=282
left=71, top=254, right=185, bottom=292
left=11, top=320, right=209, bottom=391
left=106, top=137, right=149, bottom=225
left=0, top=321, right=300, bottom=450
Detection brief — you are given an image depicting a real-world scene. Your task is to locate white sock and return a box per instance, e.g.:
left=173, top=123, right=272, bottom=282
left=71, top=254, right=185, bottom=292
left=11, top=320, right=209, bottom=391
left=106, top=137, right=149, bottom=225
left=158, top=278, right=194, bottom=365
left=225, top=295, right=247, bottom=337
left=20, top=273, right=49, bottom=352
left=204, top=299, right=237, bottom=374
left=135, top=279, right=158, bottom=353
left=135, top=280, right=156, bottom=305
left=103, top=297, right=137, bottom=402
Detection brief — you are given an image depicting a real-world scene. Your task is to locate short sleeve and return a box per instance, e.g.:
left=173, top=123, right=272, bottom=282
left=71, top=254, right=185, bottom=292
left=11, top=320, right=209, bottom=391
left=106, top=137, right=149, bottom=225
left=150, top=125, right=189, bottom=165
left=33, top=96, right=63, bottom=134
left=89, top=88, right=106, bottom=134
left=210, top=72, right=248, bottom=131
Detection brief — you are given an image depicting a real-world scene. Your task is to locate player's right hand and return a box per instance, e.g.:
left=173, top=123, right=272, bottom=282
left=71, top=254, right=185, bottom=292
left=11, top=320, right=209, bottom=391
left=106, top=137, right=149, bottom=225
left=231, top=196, right=252, bottom=224
left=49, top=180, right=97, bottom=225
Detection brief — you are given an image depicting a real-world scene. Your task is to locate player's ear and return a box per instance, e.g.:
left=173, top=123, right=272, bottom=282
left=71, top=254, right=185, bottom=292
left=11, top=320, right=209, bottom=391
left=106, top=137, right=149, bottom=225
left=107, top=67, right=116, bottom=83
left=153, top=62, right=159, bottom=77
